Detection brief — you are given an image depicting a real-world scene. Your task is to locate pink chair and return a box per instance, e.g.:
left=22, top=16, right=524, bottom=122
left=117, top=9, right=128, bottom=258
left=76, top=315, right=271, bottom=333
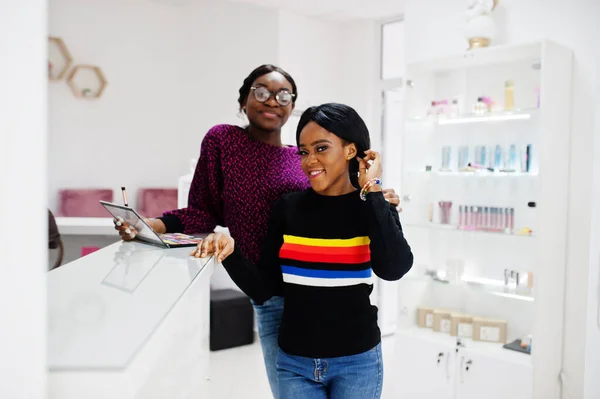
left=59, top=189, right=113, bottom=217
left=137, top=188, right=178, bottom=217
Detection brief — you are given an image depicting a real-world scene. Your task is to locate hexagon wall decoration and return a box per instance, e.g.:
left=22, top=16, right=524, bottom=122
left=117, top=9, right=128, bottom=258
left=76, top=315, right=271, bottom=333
left=48, top=36, right=73, bottom=81
left=66, top=65, right=108, bottom=99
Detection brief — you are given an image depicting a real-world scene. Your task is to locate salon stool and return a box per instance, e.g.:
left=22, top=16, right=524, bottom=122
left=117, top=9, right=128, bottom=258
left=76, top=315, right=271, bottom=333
left=210, top=289, right=254, bottom=351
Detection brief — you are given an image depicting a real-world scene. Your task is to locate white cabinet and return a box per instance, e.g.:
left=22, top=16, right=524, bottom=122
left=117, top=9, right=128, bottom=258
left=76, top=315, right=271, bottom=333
left=390, top=329, right=532, bottom=399
left=392, top=330, right=455, bottom=398
left=456, top=348, right=532, bottom=399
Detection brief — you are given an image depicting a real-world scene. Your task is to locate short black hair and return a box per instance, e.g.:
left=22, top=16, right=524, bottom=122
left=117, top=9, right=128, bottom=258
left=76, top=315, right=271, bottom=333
left=296, top=103, right=371, bottom=189
left=238, top=64, right=298, bottom=112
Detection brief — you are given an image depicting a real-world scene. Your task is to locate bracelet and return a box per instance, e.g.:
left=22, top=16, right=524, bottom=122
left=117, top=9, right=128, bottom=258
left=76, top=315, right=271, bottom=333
left=360, top=178, right=382, bottom=201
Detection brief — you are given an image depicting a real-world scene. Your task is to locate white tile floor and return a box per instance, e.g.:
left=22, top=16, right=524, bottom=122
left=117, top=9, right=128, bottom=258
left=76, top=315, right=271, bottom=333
left=207, top=335, right=398, bottom=398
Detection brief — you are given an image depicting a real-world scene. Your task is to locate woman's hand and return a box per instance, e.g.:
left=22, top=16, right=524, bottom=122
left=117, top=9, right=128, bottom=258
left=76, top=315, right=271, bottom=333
left=357, top=149, right=383, bottom=191
left=113, top=217, right=166, bottom=241
left=383, top=188, right=403, bottom=213
left=190, top=232, right=235, bottom=263
left=113, top=217, right=138, bottom=241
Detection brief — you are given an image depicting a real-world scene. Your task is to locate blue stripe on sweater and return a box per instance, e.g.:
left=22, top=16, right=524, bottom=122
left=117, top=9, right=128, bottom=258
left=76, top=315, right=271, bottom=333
left=281, top=265, right=372, bottom=279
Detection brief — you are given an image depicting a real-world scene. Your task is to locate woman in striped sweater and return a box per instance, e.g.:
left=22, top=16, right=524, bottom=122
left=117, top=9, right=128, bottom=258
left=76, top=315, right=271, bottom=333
left=192, top=103, right=413, bottom=398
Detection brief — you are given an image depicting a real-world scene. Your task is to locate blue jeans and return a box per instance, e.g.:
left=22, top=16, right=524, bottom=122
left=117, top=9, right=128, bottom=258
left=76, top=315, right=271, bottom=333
left=253, top=296, right=285, bottom=399
left=277, top=343, right=383, bottom=399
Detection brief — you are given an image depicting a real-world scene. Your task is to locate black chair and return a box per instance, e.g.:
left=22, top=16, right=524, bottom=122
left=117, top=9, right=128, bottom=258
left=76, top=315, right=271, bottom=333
left=48, top=209, right=64, bottom=270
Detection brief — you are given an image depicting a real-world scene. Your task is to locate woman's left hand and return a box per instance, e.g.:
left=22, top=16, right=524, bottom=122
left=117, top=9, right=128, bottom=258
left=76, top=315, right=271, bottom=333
left=357, top=149, right=383, bottom=189
left=383, top=188, right=403, bottom=213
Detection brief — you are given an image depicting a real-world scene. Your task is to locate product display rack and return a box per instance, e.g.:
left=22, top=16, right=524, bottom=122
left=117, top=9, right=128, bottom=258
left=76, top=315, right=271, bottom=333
left=388, top=40, right=572, bottom=399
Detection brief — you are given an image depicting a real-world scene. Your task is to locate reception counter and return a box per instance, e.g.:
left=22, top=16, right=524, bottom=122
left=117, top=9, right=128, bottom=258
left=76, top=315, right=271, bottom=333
left=48, top=240, right=214, bottom=399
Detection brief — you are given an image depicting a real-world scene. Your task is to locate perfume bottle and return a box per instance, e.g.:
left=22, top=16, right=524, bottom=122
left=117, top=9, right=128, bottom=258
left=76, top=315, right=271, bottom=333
left=449, top=99, right=459, bottom=117
left=428, top=101, right=437, bottom=115
left=472, top=97, right=486, bottom=115
left=505, top=80, right=515, bottom=111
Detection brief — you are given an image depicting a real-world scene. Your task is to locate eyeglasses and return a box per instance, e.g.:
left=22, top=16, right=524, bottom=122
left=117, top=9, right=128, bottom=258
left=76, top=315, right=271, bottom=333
left=250, top=86, right=295, bottom=106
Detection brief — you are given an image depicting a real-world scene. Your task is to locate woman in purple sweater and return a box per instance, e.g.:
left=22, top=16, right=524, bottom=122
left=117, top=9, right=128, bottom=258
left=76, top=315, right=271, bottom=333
left=114, top=64, right=400, bottom=398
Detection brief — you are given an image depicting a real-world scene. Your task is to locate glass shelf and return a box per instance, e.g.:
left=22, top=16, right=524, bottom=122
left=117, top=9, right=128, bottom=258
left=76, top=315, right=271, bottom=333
left=404, top=223, right=535, bottom=238
left=408, top=170, right=538, bottom=178
left=404, top=272, right=535, bottom=302
left=407, top=108, right=539, bottom=125
left=431, top=275, right=535, bottom=302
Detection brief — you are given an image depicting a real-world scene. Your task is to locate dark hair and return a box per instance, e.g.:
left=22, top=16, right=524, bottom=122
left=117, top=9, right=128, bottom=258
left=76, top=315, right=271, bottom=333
left=238, top=64, right=298, bottom=112
left=296, top=103, right=371, bottom=189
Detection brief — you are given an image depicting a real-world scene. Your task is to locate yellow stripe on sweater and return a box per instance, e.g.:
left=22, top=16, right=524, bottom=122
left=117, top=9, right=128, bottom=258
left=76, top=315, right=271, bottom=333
left=283, top=235, right=370, bottom=248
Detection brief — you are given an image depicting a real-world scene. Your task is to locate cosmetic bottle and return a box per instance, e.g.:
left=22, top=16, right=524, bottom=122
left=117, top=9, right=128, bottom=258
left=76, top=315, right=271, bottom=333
left=428, top=101, right=437, bottom=115
left=441, top=146, right=451, bottom=171
left=479, top=146, right=487, bottom=167
left=508, top=144, right=517, bottom=171
left=484, top=207, right=489, bottom=229
left=505, top=80, right=514, bottom=111
left=494, top=145, right=502, bottom=170
left=473, top=97, right=485, bottom=115
left=449, top=98, right=459, bottom=117
left=510, top=208, right=515, bottom=234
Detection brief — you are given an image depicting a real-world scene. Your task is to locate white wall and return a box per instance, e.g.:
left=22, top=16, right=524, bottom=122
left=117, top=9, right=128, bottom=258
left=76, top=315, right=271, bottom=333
left=0, top=0, right=48, bottom=398
left=584, top=33, right=600, bottom=399
left=177, top=1, right=280, bottom=166
left=403, top=0, right=600, bottom=398
left=276, top=11, right=378, bottom=146
left=339, top=20, right=379, bottom=144
left=48, top=0, right=279, bottom=212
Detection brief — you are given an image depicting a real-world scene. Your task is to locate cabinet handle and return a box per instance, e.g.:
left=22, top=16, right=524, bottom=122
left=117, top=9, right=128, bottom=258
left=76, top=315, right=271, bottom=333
left=445, top=351, right=451, bottom=380
left=459, top=356, right=465, bottom=383
left=465, top=359, right=473, bottom=372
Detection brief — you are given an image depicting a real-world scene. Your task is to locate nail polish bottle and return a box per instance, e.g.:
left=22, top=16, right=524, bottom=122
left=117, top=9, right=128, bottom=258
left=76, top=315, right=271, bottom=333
left=484, top=207, right=489, bottom=229
left=510, top=208, right=515, bottom=234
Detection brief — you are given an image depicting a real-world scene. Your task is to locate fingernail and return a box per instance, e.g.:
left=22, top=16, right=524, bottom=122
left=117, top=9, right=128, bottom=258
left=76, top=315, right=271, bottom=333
left=125, top=229, right=131, bottom=234
left=116, top=221, right=122, bottom=226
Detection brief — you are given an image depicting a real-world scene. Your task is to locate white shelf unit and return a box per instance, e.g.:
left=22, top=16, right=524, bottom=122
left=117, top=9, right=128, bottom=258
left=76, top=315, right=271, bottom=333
left=389, top=41, right=572, bottom=399
left=55, top=217, right=115, bottom=235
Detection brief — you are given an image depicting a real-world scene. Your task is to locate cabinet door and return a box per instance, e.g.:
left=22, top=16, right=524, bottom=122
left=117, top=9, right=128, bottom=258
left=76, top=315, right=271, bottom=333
left=389, top=332, right=455, bottom=399
left=456, top=350, right=532, bottom=399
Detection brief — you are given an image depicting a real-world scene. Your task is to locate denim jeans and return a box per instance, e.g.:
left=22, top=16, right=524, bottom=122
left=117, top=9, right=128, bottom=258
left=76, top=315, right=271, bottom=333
left=277, top=343, right=383, bottom=399
left=252, top=296, right=285, bottom=399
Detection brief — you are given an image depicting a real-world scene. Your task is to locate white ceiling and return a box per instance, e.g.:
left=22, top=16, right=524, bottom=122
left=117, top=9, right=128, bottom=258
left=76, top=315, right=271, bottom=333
left=228, top=0, right=404, bottom=20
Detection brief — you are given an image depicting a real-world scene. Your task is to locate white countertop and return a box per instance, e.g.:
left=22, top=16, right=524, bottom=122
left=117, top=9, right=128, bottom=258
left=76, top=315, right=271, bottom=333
left=48, top=241, right=213, bottom=371
left=55, top=217, right=115, bottom=235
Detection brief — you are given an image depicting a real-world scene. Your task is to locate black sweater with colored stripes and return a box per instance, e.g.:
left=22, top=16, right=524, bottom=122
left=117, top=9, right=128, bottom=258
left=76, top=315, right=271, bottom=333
left=222, top=189, right=413, bottom=358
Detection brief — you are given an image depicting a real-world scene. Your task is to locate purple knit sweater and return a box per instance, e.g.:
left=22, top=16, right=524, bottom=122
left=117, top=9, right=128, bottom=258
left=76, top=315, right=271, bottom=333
left=160, top=124, right=310, bottom=263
